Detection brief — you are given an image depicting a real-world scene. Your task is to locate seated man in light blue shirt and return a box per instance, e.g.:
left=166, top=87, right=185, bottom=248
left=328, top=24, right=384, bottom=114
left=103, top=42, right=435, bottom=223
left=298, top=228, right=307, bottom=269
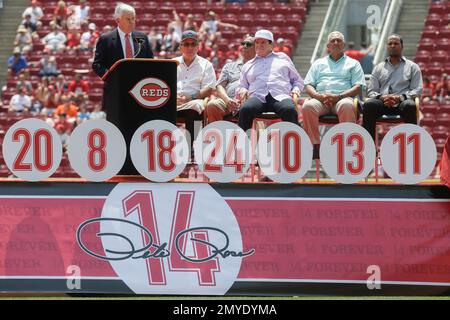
left=236, top=29, right=304, bottom=131
left=302, top=31, right=366, bottom=158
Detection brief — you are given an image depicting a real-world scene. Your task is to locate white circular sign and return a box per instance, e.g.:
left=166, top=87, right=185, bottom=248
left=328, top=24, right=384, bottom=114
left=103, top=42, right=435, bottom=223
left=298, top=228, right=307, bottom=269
left=2, top=118, right=62, bottom=181
left=130, top=120, right=189, bottom=182
left=194, top=121, right=251, bottom=182
left=256, top=122, right=313, bottom=183
left=67, top=119, right=126, bottom=181
left=77, top=183, right=248, bottom=295
left=320, top=123, right=376, bottom=184
left=380, top=124, right=437, bottom=184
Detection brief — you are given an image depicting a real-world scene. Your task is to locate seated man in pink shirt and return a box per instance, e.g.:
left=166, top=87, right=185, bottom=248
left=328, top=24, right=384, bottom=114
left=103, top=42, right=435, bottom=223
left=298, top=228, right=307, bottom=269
left=236, top=29, right=303, bottom=131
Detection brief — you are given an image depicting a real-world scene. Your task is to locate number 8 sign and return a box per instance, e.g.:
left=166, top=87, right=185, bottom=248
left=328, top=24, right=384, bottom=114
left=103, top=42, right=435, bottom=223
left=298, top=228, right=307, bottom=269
left=2, top=118, right=62, bottom=181
left=67, top=119, right=127, bottom=181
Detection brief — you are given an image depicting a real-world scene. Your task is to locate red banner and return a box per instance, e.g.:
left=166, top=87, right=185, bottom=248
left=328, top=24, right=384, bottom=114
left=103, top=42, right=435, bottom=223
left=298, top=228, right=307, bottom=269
left=0, top=195, right=449, bottom=288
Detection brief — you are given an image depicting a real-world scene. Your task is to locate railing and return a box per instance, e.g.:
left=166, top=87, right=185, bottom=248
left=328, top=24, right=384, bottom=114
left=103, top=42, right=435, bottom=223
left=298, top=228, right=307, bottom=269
left=310, top=0, right=348, bottom=65
left=373, top=0, right=403, bottom=65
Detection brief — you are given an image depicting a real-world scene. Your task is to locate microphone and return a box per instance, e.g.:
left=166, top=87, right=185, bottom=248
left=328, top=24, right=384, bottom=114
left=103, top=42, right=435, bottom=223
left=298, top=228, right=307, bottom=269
left=133, top=37, right=145, bottom=58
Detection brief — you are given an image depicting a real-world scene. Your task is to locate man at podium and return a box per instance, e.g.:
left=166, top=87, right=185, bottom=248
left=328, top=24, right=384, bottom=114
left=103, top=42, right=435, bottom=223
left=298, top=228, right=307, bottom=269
left=92, top=2, right=153, bottom=78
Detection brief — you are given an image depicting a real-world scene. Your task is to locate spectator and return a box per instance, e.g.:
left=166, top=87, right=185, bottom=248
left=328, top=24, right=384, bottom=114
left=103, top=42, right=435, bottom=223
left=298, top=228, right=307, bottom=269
left=237, top=29, right=303, bottom=132
left=344, top=41, right=366, bottom=61
left=173, top=30, right=217, bottom=145
left=33, top=77, right=49, bottom=110
left=7, top=47, right=28, bottom=77
left=55, top=74, right=68, bottom=95
left=71, top=0, right=90, bottom=26
left=422, top=77, right=436, bottom=103
left=206, top=35, right=256, bottom=123
left=22, top=0, right=43, bottom=26
left=161, top=26, right=181, bottom=52
left=302, top=31, right=366, bottom=159
left=80, top=22, right=99, bottom=51
left=147, top=27, right=163, bottom=54
left=184, top=14, right=198, bottom=32
left=42, top=24, right=67, bottom=53
left=436, top=73, right=450, bottom=102
left=68, top=72, right=89, bottom=104
left=89, top=103, right=106, bottom=120
left=53, top=113, right=73, bottom=148
left=362, top=34, right=422, bottom=142
left=360, top=41, right=374, bottom=74
left=21, top=13, right=40, bottom=40
left=102, top=25, right=112, bottom=34
left=199, top=11, right=238, bottom=42
left=54, top=94, right=78, bottom=122
left=208, top=44, right=224, bottom=68
left=38, top=49, right=60, bottom=77
left=273, top=38, right=292, bottom=57
left=53, top=0, right=69, bottom=28
left=9, top=88, right=31, bottom=113
left=15, top=72, right=33, bottom=95
left=76, top=102, right=90, bottom=124
left=66, top=28, right=81, bottom=52
left=41, top=84, right=60, bottom=117
left=169, top=10, right=183, bottom=42
left=14, top=26, right=33, bottom=54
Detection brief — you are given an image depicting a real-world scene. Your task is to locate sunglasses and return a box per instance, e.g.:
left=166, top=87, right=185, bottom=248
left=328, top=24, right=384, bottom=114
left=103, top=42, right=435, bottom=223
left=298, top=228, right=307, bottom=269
left=182, top=42, right=198, bottom=47
left=241, top=42, right=254, bottom=47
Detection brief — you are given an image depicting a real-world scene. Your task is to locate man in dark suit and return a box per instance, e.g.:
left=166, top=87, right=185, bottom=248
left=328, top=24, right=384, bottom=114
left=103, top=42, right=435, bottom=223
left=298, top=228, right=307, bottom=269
left=92, top=2, right=153, bottom=78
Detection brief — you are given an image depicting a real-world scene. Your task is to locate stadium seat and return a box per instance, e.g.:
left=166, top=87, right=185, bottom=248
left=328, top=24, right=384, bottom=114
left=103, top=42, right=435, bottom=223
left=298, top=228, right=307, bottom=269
left=432, top=50, right=448, bottom=63
left=418, top=38, right=435, bottom=51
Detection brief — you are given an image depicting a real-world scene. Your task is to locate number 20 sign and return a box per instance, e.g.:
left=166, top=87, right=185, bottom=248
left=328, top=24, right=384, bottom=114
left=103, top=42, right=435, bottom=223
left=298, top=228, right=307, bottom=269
left=2, top=118, right=62, bottom=181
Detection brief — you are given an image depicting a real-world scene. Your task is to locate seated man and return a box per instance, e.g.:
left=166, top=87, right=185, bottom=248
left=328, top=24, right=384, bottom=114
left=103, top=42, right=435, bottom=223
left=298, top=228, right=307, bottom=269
left=302, top=31, right=366, bottom=158
left=363, top=34, right=422, bottom=142
left=237, top=29, right=303, bottom=132
left=173, top=30, right=216, bottom=144
left=7, top=47, right=28, bottom=77
left=206, top=35, right=256, bottom=123
left=9, top=88, right=31, bottom=113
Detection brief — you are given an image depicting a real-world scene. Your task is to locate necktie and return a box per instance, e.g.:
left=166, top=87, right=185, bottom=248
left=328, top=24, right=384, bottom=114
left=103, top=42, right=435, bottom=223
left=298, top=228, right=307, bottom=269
left=125, top=34, right=133, bottom=58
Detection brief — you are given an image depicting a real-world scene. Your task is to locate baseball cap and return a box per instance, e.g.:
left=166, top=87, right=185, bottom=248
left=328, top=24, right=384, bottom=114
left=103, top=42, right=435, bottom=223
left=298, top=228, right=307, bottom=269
left=181, top=30, right=198, bottom=42
left=255, top=29, right=274, bottom=43
left=13, top=47, right=21, bottom=54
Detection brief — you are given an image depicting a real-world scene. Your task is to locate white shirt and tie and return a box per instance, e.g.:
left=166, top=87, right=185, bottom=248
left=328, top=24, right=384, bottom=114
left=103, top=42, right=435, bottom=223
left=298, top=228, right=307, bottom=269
left=117, top=27, right=134, bottom=58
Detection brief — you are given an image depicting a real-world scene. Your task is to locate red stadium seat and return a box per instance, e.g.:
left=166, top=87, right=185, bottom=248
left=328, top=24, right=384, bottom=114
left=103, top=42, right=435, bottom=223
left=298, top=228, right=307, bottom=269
left=421, top=29, right=439, bottom=40
left=221, top=13, right=238, bottom=24
left=435, top=113, right=450, bottom=127
left=418, top=38, right=435, bottom=51
left=224, top=3, right=241, bottom=15
left=432, top=50, right=448, bottom=63
left=238, top=13, right=254, bottom=27
left=440, top=103, right=450, bottom=113
left=421, top=100, right=440, bottom=114
left=429, top=2, right=445, bottom=15
left=415, top=50, right=431, bottom=63
left=425, top=13, right=443, bottom=27
left=436, top=38, right=450, bottom=51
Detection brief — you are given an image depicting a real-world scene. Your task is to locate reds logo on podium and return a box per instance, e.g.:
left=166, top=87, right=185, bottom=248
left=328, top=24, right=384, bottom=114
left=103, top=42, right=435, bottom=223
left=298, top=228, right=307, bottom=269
left=129, top=78, right=171, bottom=109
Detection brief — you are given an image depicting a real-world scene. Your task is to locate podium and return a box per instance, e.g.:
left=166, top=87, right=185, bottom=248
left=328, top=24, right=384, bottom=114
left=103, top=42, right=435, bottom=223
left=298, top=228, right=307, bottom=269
left=101, top=58, right=177, bottom=175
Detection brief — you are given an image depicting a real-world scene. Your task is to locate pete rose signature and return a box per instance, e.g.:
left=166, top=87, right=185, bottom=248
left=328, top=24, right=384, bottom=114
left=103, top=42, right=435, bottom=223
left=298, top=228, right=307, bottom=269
left=76, top=218, right=255, bottom=262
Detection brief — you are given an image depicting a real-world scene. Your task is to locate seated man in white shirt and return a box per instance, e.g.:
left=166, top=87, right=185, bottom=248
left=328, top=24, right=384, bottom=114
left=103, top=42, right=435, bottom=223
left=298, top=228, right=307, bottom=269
left=173, top=30, right=216, bottom=146
left=9, top=88, right=31, bottom=113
